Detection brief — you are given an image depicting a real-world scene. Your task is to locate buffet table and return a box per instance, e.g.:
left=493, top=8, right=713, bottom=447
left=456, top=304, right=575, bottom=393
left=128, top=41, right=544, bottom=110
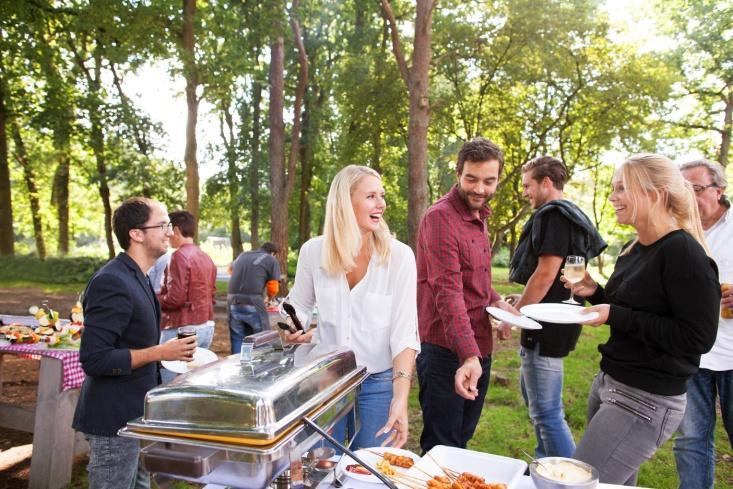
left=0, top=327, right=87, bottom=489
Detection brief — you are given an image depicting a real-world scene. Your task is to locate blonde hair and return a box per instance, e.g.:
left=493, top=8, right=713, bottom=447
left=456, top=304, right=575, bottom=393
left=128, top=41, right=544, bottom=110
left=321, top=165, right=392, bottom=275
left=619, top=153, right=709, bottom=255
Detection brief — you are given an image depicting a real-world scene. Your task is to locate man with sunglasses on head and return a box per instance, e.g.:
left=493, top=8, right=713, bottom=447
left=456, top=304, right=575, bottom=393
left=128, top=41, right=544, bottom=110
left=674, top=159, right=733, bottom=489
left=73, top=198, right=197, bottom=489
left=157, top=210, right=217, bottom=383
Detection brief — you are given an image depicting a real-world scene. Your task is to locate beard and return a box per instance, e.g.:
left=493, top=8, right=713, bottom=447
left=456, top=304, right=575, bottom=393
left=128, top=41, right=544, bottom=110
left=457, top=186, right=494, bottom=211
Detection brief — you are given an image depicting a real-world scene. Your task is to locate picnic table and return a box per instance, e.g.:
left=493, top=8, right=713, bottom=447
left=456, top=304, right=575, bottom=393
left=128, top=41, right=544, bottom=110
left=0, top=315, right=87, bottom=489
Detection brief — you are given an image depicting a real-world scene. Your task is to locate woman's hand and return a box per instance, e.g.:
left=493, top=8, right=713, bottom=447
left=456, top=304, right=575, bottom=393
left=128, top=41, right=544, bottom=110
left=281, top=327, right=316, bottom=344
left=582, top=304, right=610, bottom=326
left=378, top=396, right=409, bottom=448
left=560, top=269, right=598, bottom=297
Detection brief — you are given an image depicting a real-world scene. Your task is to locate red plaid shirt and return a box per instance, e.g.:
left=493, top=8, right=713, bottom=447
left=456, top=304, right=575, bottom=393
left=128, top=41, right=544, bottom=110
left=416, top=185, right=501, bottom=363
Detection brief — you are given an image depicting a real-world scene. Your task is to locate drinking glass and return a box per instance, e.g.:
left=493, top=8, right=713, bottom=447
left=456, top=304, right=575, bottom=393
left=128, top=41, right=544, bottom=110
left=562, top=256, right=586, bottom=305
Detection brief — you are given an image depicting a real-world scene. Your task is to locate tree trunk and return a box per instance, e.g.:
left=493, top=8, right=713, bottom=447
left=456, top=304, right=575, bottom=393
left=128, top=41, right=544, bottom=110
left=381, top=0, right=435, bottom=249
left=0, top=76, right=14, bottom=256
left=719, top=90, right=731, bottom=167
left=250, top=79, right=263, bottom=249
left=182, top=0, right=200, bottom=240
left=298, top=101, right=313, bottom=247
left=89, top=49, right=115, bottom=259
left=10, top=121, right=46, bottom=260
left=222, top=99, right=243, bottom=259
left=269, top=33, right=287, bottom=283
left=52, top=151, right=70, bottom=254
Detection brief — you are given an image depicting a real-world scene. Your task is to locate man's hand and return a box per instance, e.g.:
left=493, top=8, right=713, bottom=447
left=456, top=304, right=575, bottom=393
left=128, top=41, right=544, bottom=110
left=492, top=299, right=520, bottom=340
left=455, top=356, right=482, bottom=400
left=158, top=336, right=197, bottom=361
left=722, top=284, right=733, bottom=311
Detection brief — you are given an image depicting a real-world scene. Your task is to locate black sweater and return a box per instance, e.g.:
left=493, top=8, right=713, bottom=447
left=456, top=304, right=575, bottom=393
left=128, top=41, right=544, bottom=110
left=588, top=230, right=720, bottom=396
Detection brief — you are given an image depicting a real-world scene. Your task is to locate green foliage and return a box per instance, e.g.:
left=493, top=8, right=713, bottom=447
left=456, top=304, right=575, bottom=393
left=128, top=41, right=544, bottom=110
left=0, top=255, right=107, bottom=285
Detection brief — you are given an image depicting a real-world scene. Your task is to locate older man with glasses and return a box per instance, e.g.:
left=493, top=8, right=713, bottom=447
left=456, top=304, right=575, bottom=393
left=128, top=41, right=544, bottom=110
left=674, top=159, right=733, bottom=489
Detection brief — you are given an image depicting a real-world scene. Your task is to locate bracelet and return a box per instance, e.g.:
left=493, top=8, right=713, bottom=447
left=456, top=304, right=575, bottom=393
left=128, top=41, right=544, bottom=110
left=392, top=370, right=413, bottom=382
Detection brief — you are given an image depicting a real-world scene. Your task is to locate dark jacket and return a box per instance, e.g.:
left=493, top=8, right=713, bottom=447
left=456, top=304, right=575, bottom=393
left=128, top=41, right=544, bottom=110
left=73, top=253, right=161, bottom=436
left=158, top=243, right=217, bottom=329
left=510, top=199, right=607, bottom=284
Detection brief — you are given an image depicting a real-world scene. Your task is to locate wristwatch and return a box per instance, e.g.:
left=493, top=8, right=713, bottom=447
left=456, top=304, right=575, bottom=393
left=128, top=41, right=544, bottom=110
left=392, top=370, right=413, bottom=382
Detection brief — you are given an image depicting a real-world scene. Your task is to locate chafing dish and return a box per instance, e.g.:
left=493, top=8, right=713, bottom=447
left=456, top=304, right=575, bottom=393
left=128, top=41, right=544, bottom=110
left=120, top=337, right=367, bottom=488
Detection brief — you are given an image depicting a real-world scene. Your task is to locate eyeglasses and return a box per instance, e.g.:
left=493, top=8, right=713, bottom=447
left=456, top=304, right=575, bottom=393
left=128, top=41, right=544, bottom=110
left=691, top=183, right=717, bottom=194
left=138, top=222, right=173, bottom=232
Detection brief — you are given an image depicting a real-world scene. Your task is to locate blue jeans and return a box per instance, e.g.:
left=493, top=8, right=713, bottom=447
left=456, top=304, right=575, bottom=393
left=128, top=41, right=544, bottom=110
left=674, top=368, right=733, bottom=489
left=229, top=304, right=263, bottom=355
left=520, top=346, right=575, bottom=458
left=574, top=372, right=686, bottom=485
left=417, top=343, right=491, bottom=453
left=85, top=434, right=149, bottom=489
left=159, top=321, right=215, bottom=384
left=329, top=369, right=393, bottom=452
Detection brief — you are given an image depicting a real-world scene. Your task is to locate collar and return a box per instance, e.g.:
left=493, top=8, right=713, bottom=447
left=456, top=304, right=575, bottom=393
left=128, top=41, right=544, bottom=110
left=446, top=185, right=492, bottom=222
left=707, top=206, right=731, bottom=234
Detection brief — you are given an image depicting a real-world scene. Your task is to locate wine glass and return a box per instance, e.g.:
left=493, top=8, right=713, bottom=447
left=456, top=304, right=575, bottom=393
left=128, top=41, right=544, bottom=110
left=562, top=256, right=586, bottom=305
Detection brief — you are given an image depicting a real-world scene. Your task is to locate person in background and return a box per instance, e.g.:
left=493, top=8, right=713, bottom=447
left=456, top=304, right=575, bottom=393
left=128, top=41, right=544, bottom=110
left=157, top=211, right=217, bottom=383
left=507, top=156, right=607, bottom=459
left=227, top=242, right=281, bottom=355
left=148, top=252, right=170, bottom=294
left=674, top=159, right=732, bottom=489
left=283, top=165, right=419, bottom=449
left=73, top=198, right=196, bottom=489
left=416, top=137, right=519, bottom=453
left=567, top=154, right=720, bottom=485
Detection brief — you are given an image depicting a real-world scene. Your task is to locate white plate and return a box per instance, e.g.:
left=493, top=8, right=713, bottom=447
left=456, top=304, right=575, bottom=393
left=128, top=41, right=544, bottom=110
left=334, top=446, right=419, bottom=484
left=409, top=445, right=527, bottom=489
left=520, top=303, right=599, bottom=324
left=161, top=347, right=218, bottom=374
left=486, top=307, right=542, bottom=330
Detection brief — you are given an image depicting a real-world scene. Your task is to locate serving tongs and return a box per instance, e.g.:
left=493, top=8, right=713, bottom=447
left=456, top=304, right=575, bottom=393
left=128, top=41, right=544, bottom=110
left=302, top=416, right=398, bottom=489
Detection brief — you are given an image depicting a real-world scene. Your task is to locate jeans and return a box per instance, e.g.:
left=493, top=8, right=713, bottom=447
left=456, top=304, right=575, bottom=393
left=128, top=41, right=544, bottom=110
left=417, top=343, right=491, bottom=453
left=520, top=346, right=575, bottom=458
left=159, top=321, right=215, bottom=384
left=229, top=304, right=263, bottom=355
left=574, top=372, right=686, bottom=485
left=85, top=434, right=150, bottom=489
left=673, top=368, right=733, bottom=489
left=330, top=369, right=393, bottom=451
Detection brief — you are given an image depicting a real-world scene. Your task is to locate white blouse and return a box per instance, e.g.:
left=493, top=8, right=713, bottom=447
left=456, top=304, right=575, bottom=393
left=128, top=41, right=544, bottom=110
left=289, top=236, right=420, bottom=373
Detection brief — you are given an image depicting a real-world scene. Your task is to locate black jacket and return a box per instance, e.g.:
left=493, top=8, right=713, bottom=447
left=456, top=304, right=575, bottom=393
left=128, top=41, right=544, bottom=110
left=510, top=199, right=607, bottom=284
left=73, top=253, right=161, bottom=436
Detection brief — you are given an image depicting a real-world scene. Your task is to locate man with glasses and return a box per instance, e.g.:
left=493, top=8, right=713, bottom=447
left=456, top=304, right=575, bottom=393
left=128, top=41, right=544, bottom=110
left=73, top=198, right=197, bottom=489
left=157, top=211, right=217, bottom=383
left=674, top=160, right=733, bottom=489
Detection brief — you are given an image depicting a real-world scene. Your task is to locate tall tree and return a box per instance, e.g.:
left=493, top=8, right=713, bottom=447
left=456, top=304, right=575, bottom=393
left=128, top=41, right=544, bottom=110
left=182, top=0, right=200, bottom=236
left=270, top=0, right=308, bottom=282
left=380, top=0, right=436, bottom=248
left=0, top=72, right=13, bottom=256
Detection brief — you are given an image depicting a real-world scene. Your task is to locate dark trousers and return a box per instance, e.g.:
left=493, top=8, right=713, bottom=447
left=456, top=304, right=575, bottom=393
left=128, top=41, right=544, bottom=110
left=416, top=342, right=491, bottom=453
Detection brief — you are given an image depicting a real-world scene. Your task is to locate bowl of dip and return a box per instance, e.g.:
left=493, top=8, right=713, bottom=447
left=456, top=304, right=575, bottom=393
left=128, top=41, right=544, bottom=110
left=529, top=457, right=598, bottom=489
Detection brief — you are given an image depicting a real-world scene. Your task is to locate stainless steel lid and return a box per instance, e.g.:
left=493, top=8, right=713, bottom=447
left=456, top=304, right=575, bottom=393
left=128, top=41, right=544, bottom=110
left=128, top=343, right=365, bottom=442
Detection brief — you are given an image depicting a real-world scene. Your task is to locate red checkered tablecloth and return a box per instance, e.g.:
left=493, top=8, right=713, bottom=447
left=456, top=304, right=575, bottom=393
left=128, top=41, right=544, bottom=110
left=0, top=343, right=84, bottom=391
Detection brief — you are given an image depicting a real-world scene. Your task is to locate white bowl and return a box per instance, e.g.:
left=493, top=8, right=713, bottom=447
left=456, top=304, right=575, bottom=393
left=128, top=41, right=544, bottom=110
left=529, top=457, right=599, bottom=489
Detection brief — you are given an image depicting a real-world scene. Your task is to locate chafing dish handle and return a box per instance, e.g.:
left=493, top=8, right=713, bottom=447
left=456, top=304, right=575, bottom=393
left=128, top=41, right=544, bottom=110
left=301, top=416, right=398, bottom=489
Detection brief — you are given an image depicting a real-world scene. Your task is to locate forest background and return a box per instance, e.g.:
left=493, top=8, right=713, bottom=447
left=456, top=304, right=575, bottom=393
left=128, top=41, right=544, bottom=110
left=0, top=0, right=732, bottom=283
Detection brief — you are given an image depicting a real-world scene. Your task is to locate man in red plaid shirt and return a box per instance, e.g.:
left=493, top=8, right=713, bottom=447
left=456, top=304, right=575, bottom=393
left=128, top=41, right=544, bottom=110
left=416, top=137, right=518, bottom=452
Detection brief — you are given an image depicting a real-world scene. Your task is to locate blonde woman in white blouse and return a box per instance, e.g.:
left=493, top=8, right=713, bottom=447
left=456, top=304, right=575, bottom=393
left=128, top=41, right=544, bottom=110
left=284, top=165, right=420, bottom=448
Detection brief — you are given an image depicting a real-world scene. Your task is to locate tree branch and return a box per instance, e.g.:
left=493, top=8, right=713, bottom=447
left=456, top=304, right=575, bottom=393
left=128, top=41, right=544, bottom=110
left=380, top=0, right=411, bottom=88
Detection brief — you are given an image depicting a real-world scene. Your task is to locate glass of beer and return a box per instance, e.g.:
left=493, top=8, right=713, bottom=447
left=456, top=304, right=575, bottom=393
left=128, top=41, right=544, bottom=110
left=722, top=268, right=733, bottom=320
left=177, top=325, right=197, bottom=340
left=563, top=255, right=586, bottom=305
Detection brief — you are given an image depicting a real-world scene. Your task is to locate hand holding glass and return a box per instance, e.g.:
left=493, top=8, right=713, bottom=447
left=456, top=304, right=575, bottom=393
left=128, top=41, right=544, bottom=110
left=563, top=256, right=586, bottom=305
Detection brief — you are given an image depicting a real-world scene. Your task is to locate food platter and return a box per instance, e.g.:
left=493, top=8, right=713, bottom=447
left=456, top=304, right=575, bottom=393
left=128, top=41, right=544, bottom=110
left=334, top=446, right=418, bottom=484
left=406, top=445, right=526, bottom=489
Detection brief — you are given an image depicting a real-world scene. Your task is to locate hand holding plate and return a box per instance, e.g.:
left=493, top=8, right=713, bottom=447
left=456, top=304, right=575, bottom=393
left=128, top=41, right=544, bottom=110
left=581, top=304, right=609, bottom=326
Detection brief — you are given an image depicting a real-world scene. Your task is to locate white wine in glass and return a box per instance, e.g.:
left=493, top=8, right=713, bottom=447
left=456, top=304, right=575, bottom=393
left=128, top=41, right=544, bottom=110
left=563, top=256, right=586, bottom=305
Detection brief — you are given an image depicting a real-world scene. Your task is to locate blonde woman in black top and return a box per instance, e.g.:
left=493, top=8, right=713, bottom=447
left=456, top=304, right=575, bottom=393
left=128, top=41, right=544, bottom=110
left=566, top=154, right=720, bottom=485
